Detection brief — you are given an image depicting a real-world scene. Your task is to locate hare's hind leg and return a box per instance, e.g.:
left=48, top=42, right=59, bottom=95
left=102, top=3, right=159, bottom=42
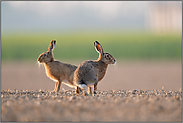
left=76, top=86, right=80, bottom=94
left=76, top=86, right=84, bottom=94
left=53, top=82, right=58, bottom=92
left=56, top=80, right=62, bottom=92
left=89, top=87, right=92, bottom=94
left=54, top=80, right=62, bottom=92
left=93, top=83, right=98, bottom=94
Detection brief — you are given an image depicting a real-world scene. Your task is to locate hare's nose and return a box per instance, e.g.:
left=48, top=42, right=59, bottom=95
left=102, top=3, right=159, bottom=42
left=113, top=60, right=116, bottom=64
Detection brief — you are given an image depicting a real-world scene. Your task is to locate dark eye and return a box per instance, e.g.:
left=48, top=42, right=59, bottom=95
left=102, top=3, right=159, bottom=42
left=106, top=54, right=109, bottom=57
left=44, top=54, right=46, bottom=56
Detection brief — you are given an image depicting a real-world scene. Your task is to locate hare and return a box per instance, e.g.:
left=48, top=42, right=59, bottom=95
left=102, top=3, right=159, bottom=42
left=37, top=40, right=78, bottom=92
left=74, top=41, right=116, bottom=94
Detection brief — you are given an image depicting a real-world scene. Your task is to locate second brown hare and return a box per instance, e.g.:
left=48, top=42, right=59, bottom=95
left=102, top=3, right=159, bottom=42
left=37, top=40, right=78, bottom=92
left=74, top=41, right=116, bottom=94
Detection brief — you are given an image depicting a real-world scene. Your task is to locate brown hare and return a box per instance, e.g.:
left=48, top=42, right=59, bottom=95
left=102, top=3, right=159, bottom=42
left=37, top=40, right=77, bottom=92
left=74, top=41, right=116, bottom=94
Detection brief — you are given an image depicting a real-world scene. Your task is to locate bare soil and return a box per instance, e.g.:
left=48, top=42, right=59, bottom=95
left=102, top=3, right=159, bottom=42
left=1, top=89, right=182, bottom=122
left=1, top=61, right=181, bottom=91
left=1, top=61, right=182, bottom=122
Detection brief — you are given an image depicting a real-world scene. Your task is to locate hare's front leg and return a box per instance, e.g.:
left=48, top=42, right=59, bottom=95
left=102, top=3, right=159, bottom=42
left=76, top=86, right=81, bottom=94
left=93, top=83, right=98, bottom=94
left=56, top=80, right=62, bottom=92
left=89, top=87, right=92, bottom=94
left=53, top=82, right=58, bottom=92
left=54, top=80, right=62, bottom=92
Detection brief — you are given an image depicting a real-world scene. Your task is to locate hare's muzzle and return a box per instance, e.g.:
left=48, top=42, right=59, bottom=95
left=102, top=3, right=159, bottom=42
left=37, top=56, right=43, bottom=63
left=37, top=57, right=43, bottom=63
left=37, top=60, right=41, bottom=64
left=37, top=58, right=41, bottom=63
left=37, top=52, right=46, bottom=63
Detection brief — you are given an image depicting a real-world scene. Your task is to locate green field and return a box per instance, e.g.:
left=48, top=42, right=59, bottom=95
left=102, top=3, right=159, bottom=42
left=1, top=30, right=182, bottom=61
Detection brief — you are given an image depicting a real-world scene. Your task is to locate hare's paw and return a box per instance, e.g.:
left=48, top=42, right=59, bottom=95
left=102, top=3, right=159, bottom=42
left=83, top=91, right=89, bottom=96
left=51, top=89, right=55, bottom=92
left=76, top=89, right=80, bottom=94
left=51, top=89, right=59, bottom=93
left=76, top=86, right=82, bottom=94
left=94, top=90, right=98, bottom=94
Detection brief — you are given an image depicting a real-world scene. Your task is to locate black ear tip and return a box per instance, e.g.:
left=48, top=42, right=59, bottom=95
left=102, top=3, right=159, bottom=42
left=52, top=40, right=56, bottom=44
left=94, top=41, right=99, bottom=45
left=95, top=41, right=99, bottom=43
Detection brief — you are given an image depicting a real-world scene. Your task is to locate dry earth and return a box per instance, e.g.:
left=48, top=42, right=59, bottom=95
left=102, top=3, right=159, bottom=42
left=1, top=61, right=182, bottom=122
left=1, top=89, right=182, bottom=122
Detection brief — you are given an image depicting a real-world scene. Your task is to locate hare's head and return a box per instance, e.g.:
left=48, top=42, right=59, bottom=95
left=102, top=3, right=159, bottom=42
left=37, top=40, right=56, bottom=63
left=94, top=41, right=116, bottom=64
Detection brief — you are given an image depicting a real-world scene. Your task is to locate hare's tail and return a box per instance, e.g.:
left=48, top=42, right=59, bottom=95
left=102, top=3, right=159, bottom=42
left=78, top=84, right=88, bottom=90
left=75, top=79, right=88, bottom=89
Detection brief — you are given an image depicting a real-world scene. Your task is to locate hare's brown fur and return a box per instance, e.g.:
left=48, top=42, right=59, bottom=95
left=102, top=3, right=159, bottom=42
left=37, top=40, right=77, bottom=92
left=74, top=41, right=116, bottom=94
left=44, top=61, right=77, bottom=85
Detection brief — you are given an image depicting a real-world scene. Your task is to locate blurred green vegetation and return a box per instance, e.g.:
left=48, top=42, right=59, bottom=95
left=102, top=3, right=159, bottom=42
left=1, top=30, right=182, bottom=62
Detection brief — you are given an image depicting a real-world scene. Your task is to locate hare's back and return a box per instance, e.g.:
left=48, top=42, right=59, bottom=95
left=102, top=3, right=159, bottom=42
left=53, top=61, right=77, bottom=70
left=77, top=61, right=96, bottom=74
left=46, top=61, right=75, bottom=77
left=75, top=61, right=98, bottom=84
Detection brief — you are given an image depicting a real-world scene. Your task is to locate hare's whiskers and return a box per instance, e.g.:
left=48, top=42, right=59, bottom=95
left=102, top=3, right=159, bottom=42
left=113, top=62, right=118, bottom=71
left=37, top=61, right=43, bottom=72
left=37, top=61, right=41, bottom=68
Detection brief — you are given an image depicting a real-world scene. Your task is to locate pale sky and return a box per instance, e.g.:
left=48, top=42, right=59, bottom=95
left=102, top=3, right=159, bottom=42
left=2, top=1, right=181, bottom=33
left=2, top=1, right=150, bottom=32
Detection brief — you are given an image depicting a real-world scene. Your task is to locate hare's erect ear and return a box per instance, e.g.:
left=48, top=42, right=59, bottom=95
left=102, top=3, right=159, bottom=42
left=94, top=41, right=103, bottom=54
left=48, top=40, right=56, bottom=52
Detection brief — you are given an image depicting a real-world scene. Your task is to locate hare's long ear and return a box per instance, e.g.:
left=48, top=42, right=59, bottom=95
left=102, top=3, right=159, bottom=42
left=94, top=41, right=103, bottom=54
left=48, top=40, right=56, bottom=52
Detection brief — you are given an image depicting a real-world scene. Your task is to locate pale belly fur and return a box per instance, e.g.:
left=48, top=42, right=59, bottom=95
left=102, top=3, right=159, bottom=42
left=45, top=69, right=76, bottom=88
left=48, top=77, right=76, bottom=88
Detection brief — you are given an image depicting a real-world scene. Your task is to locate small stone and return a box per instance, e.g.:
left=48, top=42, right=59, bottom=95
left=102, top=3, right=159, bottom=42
left=69, top=96, right=76, bottom=102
